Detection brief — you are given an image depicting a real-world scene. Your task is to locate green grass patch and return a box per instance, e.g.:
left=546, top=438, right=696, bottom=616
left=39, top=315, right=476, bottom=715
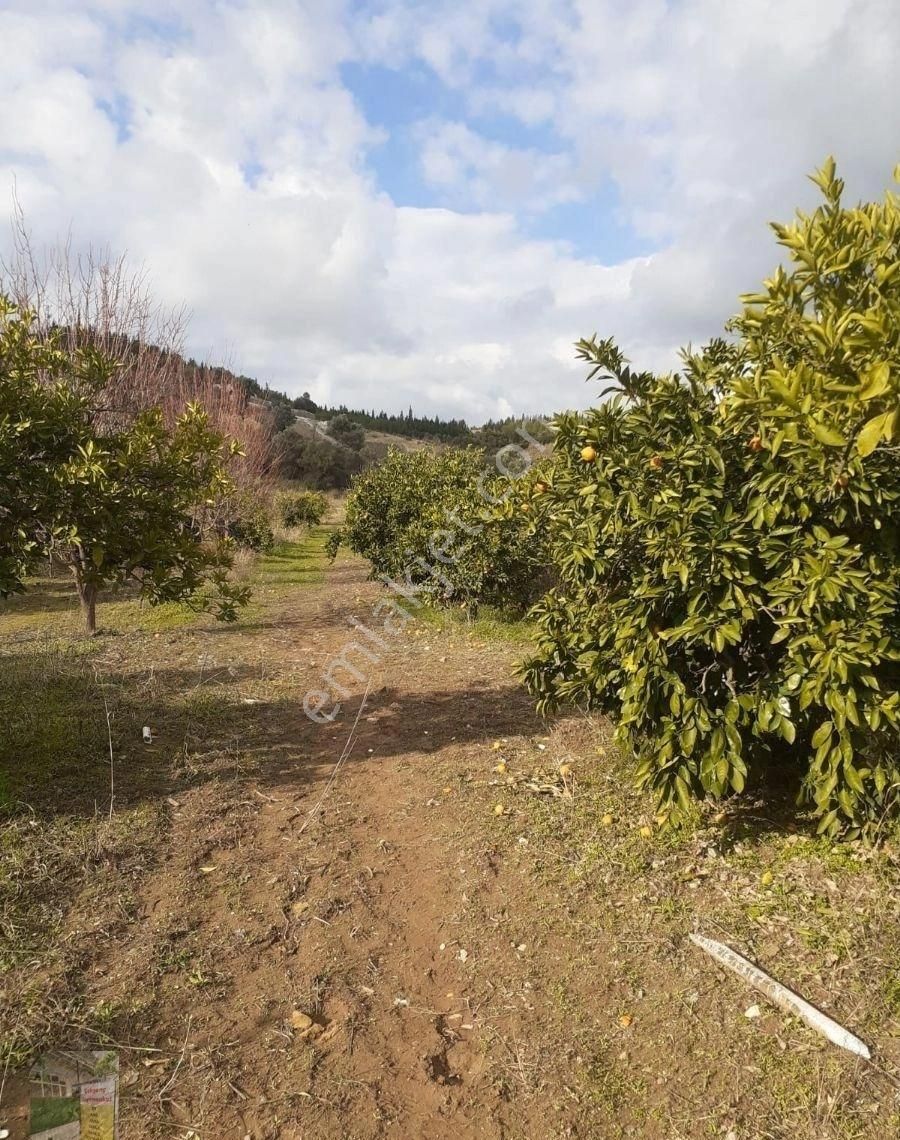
left=416, top=601, right=537, bottom=646
left=256, top=526, right=334, bottom=589
left=0, top=647, right=109, bottom=809
left=30, top=1095, right=80, bottom=1130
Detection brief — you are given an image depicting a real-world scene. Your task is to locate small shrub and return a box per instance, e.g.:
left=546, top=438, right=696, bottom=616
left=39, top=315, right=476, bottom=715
left=519, top=160, right=900, bottom=837
left=274, top=489, right=328, bottom=529
left=227, top=497, right=275, bottom=552
left=327, top=414, right=365, bottom=451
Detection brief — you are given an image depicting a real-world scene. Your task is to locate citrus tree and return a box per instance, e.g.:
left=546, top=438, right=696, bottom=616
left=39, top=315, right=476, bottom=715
left=0, top=298, right=100, bottom=595
left=0, top=295, right=249, bottom=633
left=274, top=489, right=328, bottom=528
left=50, top=404, right=249, bottom=634
left=329, top=446, right=548, bottom=614
left=518, top=161, right=900, bottom=836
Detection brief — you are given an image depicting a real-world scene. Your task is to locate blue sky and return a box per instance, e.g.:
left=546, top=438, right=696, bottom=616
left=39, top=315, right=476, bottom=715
left=342, top=58, right=650, bottom=262
left=0, top=0, right=898, bottom=421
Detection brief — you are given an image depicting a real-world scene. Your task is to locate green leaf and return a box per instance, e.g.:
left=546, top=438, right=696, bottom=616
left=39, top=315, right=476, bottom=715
left=859, top=362, right=890, bottom=401
left=857, top=410, right=891, bottom=456
left=809, top=420, right=846, bottom=447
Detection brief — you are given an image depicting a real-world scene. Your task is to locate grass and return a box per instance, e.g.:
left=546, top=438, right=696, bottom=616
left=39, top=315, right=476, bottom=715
left=257, top=527, right=333, bottom=589
left=416, top=600, right=537, bottom=646
left=30, top=1095, right=80, bottom=1129
left=0, top=530, right=331, bottom=1069
left=454, top=728, right=900, bottom=1138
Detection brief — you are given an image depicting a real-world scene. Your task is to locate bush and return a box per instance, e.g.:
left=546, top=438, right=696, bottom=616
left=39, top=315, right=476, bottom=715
left=327, top=413, right=365, bottom=451
left=0, top=297, right=97, bottom=595
left=519, top=160, right=900, bottom=837
left=275, top=431, right=364, bottom=489
left=331, top=447, right=549, bottom=613
left=226, top=494, right=275, bottom=552
left=274, top=489, right=328, bottom=529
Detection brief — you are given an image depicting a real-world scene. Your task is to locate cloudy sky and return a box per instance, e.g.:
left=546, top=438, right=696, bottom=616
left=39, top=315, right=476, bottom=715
left=1, top=1, right=898, bottom=422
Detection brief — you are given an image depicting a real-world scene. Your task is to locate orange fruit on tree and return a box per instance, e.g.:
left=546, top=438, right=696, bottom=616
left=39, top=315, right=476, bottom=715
left=580, top=445, right=597, bottom=462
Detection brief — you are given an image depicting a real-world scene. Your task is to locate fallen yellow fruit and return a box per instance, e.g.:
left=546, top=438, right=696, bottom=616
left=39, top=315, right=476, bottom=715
left=601, top=813, right=614, bottom=826
left=493, top=803, right=505, bottom=816
left=492, top=741, right=502, bottom=750
left=443, top=786, right=453, bottom=794
left=618, top=1013, right=633, bottom=1028
left=495, top=762, right=507, bottom=774
left=761, top=870, right=774, bottom=886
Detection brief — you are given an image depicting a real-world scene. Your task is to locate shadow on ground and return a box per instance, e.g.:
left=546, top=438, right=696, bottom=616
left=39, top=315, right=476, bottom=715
left=0, top=643, right=550, bottom=821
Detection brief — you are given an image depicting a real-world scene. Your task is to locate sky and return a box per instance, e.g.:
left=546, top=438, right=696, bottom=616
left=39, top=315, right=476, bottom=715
left=0, top=0, right=898, bottom=423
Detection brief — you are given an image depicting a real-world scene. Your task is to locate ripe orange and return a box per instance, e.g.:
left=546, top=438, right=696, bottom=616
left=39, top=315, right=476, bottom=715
left=580, top=445, right=597, bottom=462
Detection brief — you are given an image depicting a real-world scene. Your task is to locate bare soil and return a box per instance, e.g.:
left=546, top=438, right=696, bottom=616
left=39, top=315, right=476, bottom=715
left=2, top=537, right=899, bottom=1139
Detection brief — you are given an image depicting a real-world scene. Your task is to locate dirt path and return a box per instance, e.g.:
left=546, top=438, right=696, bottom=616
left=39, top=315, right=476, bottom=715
left=76, top=553, right=605, bottom=1138
left=5, top=543, right=899, bottom=1139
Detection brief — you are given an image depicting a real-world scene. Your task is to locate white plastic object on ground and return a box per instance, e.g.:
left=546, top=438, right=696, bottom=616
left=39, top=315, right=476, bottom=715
left=690, top=932, right=871, bottom=1060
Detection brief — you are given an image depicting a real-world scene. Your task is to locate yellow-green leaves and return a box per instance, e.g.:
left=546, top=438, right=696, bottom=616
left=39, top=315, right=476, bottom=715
left=809, top=420, right=846, bottom=447
left=857, top=409, right=895, bottom=456
left=859, top=362, right=891, bottom=401
left=520, top=160, right=900, bottom=838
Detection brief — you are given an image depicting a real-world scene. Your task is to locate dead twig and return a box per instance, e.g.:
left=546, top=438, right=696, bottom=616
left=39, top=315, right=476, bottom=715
left=295, top=685, right=371, bottom=839
left=158, top=1014, right=193, bottom=1104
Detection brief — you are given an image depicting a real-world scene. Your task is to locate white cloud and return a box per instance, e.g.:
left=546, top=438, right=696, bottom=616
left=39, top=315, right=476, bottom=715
left=0, top=0, right=898, bottom=423
left=417, top=120, right=580, bottom=212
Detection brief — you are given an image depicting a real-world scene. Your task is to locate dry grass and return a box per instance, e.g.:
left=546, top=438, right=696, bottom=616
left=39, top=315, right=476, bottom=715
left=2, top=529, right=899, bottom=1138
left=442, top=718, right=900, bottom=1139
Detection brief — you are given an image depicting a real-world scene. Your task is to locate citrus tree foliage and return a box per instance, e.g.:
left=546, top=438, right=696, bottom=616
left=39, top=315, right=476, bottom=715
left=0, top=296, right=249, bottom=633
left=519, top=162, right=900, bottom=836
left=274, top=489, right=328, bottom=529
left=0, top=298, right=103, bottom=594
left=221, top=488, right=275, bottom=552
left=329, top=447, right=547, bottom=613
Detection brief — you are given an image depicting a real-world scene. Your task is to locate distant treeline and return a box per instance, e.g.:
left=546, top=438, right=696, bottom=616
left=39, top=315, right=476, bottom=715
left=237, top=373, right=554, bottom=452
left=319, top=404, right=472, bottom=442
left=236, top=376, right=473, bottom=441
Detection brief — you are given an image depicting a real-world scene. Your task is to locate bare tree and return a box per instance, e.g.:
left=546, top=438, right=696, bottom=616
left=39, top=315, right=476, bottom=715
left=2, top=193, right=277, bottom=483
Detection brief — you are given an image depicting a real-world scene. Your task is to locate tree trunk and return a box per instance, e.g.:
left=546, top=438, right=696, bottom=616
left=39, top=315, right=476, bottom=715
left=76, top=577, right=98, bottom=636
